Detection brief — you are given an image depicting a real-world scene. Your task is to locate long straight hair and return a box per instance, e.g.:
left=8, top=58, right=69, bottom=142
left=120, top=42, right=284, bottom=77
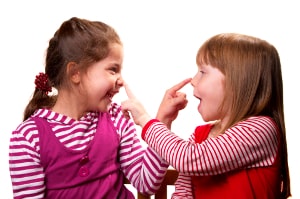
left=196, top=33, right=290, bottom=198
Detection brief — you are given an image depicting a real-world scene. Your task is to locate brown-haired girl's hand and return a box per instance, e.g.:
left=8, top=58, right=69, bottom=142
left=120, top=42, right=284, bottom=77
left=156, top=78, right=191, bottom=129
left=121, top=83, right=152, bottom=127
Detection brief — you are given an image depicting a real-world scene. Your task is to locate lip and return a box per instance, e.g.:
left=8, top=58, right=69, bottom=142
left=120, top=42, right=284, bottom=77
left=106, top=90, right=119, bottom=100
left=193, top=94, right=201, bottom=101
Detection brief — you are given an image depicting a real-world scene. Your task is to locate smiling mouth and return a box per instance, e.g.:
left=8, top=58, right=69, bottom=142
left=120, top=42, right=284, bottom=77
left=106, top=91, right=118, bottom=100
left=106, top=93, right=114, bottom=100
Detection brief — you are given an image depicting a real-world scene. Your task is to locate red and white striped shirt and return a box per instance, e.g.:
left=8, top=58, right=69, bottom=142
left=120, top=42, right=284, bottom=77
left=9, top=103, right=169, bottom=199
left=142, top=116, right=280, bottom=198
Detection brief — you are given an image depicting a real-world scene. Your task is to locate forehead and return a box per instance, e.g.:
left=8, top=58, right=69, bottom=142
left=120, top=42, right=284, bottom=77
left=108, top=43, right=123, bottom=57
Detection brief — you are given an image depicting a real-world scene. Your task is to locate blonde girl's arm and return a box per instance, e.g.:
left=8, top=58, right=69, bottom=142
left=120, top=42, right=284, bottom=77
left=142, top=116, right=279, bottom=176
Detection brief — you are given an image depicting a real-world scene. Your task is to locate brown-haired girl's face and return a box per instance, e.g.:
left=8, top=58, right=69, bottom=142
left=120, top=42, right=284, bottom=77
left=191, top=64, right=227, bottom=122
left=77, top=43, right=124, bottom=112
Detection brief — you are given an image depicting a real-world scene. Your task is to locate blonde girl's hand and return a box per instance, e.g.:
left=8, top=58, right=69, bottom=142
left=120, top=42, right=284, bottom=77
left=121, top=83, right=151, bottom=127
left=156, top=78, right=192, bottom=129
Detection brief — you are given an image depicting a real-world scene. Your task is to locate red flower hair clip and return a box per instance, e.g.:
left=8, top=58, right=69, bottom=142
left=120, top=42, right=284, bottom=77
left=34, top=72, right=52, bottom=94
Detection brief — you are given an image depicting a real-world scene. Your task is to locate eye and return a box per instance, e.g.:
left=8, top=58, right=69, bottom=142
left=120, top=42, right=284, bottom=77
left=109, top=65, right=121, bottom=74
left=199, top=69, right=205, bottom=75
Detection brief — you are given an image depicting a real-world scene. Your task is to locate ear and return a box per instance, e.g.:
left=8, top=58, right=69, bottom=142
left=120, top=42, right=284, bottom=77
left=67, top=62, right=81, bottom=84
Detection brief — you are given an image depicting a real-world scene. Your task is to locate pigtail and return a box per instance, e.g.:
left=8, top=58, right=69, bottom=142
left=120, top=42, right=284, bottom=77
left=23, top=73, right=56, bottom=121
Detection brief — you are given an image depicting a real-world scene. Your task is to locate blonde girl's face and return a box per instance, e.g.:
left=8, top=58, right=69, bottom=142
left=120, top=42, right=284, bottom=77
left=191, top=64, right=227, bottom=122
left=79, top=43, right=124, bottom=112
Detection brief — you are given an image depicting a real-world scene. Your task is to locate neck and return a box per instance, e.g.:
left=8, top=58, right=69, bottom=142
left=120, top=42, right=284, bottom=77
left=51, top=90, right=86, bottom=120
left=208, top=120, right=224, bottom=138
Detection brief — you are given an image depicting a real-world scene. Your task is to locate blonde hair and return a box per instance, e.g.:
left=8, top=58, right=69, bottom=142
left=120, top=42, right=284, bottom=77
left=196, top=33, right=290, bottom=198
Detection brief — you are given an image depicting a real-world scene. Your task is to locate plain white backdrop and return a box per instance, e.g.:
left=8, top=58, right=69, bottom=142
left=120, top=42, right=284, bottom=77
left=1, top=1, right=299, bottom=198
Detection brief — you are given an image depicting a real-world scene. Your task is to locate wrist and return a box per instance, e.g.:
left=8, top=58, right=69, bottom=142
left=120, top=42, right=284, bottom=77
left=139, top=114, right=152, bottom=127
left=159, top=119, right=172, bottom=129
left=156, top=115, right=172, bottom=129
left=142, top=119, right=160, bottom=140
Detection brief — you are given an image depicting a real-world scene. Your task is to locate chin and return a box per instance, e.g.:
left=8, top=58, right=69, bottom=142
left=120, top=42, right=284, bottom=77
left=97, top=103, right=111, bottom=112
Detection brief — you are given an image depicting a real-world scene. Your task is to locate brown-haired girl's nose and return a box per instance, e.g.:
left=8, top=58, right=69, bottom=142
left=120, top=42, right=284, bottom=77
left=116, top=77, right=124, bottom=87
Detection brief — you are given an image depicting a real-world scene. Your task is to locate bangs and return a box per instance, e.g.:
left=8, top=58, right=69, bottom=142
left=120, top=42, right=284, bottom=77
left=196, top=42, right=222, bottom=72
left=196, top=45, right=211, bottom=67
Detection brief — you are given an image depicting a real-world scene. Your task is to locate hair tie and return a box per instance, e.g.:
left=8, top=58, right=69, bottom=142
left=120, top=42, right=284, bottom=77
left=34, top=72, right=52, bottom=94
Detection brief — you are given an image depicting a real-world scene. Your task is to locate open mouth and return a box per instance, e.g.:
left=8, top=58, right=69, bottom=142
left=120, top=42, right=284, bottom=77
left=194, top=95, right=201, bottom=101
left=106, top=93, right=114, bottom=101
left=106, top=91, right=118, bottom=101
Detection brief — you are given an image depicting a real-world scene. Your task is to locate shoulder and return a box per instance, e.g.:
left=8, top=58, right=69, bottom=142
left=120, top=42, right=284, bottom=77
left=235, top=116, right=277, bottom=132
left=226, top=116, right=279, bottom=140
left=12, top=118, right=39, bottom=147
left=15, top=118, right=38, bottom=134
left=13, top=108, right=53, bottom=139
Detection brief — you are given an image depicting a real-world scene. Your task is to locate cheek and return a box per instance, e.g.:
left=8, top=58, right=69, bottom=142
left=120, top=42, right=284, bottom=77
left=201, top=80, right=225, bottom=107
left=195, top=79, right=210, bottom=97
left=214, top=83, right=225, bottom=104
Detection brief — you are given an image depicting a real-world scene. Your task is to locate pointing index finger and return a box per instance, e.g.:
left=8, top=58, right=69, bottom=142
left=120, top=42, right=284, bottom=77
left=123, top=83, right=136, bottom=99
left=170, top=78, right=192, bottom=93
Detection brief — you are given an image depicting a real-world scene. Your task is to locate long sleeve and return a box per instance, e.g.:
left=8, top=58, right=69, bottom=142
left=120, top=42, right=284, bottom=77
left=142, top=116, right=280, bottom=197
left=9, top=120, right=45, bottom=199
left=9, top=104, right=169, bottom=199
left=171, top=173, right=193, bottom=199
left=110, top=104, right=169, bottom=195
left=170, top=133, right=199, bottom=199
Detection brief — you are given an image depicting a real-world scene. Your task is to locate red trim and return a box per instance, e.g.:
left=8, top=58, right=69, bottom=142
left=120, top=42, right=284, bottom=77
left=141, top=119, right=160, bottom=140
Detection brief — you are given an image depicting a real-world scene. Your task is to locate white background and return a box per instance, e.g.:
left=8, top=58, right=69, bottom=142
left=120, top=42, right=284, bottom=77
left=0, top=1, right=299, bottom=198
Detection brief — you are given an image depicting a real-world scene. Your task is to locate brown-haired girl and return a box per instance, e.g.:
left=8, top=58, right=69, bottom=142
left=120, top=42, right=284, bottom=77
left=9, top=17, right=168, bottom=199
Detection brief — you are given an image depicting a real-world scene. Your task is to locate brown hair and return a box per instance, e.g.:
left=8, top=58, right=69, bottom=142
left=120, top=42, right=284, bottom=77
left=23, top=17, right=121, bottom=120
left=196, top=33, right=290, bottom=198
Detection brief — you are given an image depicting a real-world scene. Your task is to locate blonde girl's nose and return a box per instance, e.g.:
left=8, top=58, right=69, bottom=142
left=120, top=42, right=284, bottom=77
left=191, top=75, right=197, bottom=87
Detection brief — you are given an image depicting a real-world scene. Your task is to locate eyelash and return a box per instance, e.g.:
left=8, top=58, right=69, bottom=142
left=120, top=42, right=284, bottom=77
left=110, top=66, right=119, bottom=73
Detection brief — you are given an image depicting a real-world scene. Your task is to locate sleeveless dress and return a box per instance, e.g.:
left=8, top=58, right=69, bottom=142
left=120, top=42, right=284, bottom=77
left=33, top=112, right=134, bottom=199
